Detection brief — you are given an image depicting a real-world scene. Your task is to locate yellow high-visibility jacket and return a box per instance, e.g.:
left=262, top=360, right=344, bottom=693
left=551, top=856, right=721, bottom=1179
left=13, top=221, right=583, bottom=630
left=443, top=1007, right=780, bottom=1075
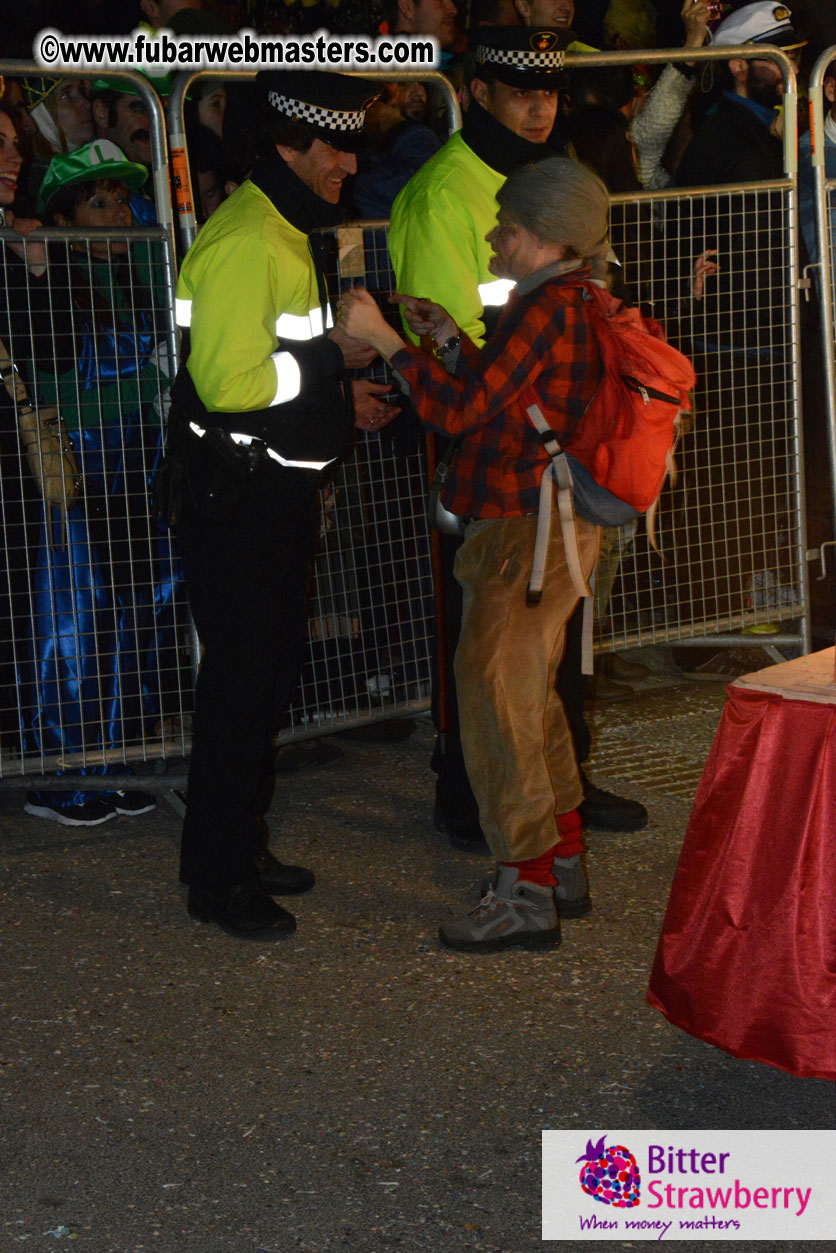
left=388, top=132, right=511, bottom=349
left=175, top=177, right=349, bottom=465
left=176, top=178, right=331, bottom=413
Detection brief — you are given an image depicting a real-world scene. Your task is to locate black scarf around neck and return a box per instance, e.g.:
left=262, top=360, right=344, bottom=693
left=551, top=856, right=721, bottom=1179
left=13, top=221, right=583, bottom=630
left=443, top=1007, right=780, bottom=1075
left=250, top=152, right=346, bottom=234
left=462, top=100, right=555, bottom=177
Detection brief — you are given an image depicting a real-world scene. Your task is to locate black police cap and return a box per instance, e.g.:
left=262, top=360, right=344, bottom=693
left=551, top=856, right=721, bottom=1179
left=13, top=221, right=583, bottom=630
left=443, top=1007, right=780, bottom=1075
left=471, top=26, right=570, bottom=90
left=256, top=70, right=381, bottom=153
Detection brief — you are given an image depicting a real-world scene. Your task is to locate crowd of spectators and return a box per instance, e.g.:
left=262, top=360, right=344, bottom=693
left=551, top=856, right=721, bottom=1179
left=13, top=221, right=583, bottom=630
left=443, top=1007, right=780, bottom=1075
left=3, top=0, right=836, bottom=229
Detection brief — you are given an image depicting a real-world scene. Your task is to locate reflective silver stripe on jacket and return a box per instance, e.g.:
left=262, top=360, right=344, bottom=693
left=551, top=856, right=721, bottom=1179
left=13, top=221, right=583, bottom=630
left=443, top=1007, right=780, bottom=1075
left=477, top=279, right=514, bottom=307
left=270, top=351, right=302, bottom=405
left=175, top=301, right=334, bottom=339
left=275, top=307, right=335, bottom=339
left=188, top=422, right=334, bottom=472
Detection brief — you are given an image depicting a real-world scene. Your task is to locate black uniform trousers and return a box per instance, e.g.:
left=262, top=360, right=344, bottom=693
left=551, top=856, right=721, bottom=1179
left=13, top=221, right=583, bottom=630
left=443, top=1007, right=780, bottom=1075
left=176, top=431, right=319, bottom=892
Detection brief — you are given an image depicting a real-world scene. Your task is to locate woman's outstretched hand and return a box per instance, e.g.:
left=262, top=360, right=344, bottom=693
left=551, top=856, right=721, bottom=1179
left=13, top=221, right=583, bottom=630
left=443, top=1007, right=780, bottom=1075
left=390, top=294, right=457, bottom=346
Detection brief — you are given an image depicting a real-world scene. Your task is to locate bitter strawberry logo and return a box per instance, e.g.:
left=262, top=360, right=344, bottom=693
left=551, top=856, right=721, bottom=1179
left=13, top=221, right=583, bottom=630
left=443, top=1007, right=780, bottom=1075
left=577, top=1135, right=641, bottom=1208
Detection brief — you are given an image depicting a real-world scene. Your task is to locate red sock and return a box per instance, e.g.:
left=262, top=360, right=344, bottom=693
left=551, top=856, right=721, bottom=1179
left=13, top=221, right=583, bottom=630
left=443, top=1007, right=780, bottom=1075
left=501, top=843, right=560, bottom=887
left=502, top=810, right=585, bottom=886
left=554, top=808, right=584, bottom=858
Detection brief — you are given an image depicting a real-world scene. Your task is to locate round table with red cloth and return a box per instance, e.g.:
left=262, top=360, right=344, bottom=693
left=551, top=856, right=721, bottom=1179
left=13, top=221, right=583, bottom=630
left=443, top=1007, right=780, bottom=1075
left=647, top=648, right=836, bottom=1081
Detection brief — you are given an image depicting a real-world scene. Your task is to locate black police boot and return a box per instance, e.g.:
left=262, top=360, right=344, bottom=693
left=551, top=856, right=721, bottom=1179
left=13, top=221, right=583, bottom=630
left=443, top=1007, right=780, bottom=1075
left=578, top=770, right=648, bottom=833
left=253, top=847, right=316, bottom=896
left=187, top=883, right=297, bottom=939
left=432, top=734, right=490, bottom=855
left=433, top=801, right=490, bottom=855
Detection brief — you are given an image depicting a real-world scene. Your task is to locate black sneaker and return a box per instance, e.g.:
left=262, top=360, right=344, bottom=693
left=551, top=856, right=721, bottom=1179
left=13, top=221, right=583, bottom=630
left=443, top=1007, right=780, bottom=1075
left=113, top=790, right=156, bottom=816
left=187, top=884, right=297, bottom=940
left=24, top=792, right=117, bottom=827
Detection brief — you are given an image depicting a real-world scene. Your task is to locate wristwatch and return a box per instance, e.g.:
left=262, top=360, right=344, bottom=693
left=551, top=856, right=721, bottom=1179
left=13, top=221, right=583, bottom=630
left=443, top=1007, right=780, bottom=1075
left=435, top=331, right=462, bottom=357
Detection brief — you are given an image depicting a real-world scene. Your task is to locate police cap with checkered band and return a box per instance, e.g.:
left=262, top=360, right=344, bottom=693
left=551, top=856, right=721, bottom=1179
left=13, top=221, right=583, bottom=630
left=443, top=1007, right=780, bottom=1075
left=471, top=26, right=570, bottom=90
left=255, top=70, right=381, bottom=153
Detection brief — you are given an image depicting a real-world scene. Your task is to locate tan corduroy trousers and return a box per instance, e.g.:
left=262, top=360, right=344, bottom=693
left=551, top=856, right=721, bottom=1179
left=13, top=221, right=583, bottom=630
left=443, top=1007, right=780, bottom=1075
left=453, top=512, right=600, bottom=862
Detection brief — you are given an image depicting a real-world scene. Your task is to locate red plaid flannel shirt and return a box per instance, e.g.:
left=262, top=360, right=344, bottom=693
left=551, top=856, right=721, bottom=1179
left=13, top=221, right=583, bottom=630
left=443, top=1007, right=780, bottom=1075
left=391, top=271, right=602, bottom=518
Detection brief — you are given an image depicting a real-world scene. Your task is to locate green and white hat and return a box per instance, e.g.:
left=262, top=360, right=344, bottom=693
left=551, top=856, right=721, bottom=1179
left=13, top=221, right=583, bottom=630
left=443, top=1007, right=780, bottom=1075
left=92, top=65, right=174, bottom=98
left=37, top=139, right=148, bottom=214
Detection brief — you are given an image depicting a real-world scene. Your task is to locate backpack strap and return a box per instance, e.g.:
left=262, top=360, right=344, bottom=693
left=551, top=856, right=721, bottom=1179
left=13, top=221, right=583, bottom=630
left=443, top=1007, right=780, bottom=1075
left=521, top=386, right=592, bottom=605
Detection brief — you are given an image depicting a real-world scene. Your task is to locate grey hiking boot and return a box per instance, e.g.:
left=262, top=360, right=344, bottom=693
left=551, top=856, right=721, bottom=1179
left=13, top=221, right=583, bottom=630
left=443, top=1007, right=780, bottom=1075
left=479, top=855, right=592, bottom=920
left=439, top=865, right=561, bottom=953
left=553, top=854, right=592, bottom=919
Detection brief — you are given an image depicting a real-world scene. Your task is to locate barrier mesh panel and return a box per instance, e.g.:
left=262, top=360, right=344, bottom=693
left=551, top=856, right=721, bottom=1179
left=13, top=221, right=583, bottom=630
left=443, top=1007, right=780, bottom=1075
left=601, top=188, right=803, bottom=647
left=282, top=224, right=435, bottom=736
left=0, top=229, right=190, bottom=779
left=0, top=193, right=806, bottom=775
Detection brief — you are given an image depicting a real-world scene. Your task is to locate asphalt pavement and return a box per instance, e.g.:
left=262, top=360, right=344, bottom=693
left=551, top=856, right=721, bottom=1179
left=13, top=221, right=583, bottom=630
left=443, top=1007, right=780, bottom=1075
left=1, top=650, right=833, bottom=1253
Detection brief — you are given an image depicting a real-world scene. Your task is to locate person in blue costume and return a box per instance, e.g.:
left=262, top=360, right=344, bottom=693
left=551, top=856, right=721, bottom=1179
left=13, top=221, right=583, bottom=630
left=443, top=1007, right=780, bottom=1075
left=21, top=140, right=181, bottom=826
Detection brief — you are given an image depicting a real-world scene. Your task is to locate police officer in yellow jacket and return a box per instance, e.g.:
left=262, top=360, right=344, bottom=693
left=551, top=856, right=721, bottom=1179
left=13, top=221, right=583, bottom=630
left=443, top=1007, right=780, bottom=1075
left=389, top=28, right=568, bottom=349
left=389, top=28, right=571, bottom=853
left=172, top=70, right=389, bottom=940
left=389, top=28, right=649, bottom=864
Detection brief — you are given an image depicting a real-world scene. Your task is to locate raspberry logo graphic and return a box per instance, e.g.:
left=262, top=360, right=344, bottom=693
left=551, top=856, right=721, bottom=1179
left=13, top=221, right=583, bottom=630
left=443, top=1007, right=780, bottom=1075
left=577, top=1135, right=641, bottom=1208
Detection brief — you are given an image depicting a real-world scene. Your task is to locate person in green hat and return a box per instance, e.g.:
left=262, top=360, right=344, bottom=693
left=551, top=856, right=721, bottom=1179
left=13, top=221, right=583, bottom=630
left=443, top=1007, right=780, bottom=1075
left=91, top=79, right=154, bottom=170
left=19, top=139, right=181, bottom=829
left=36, top=138, right=147, bottom=237
left=90, top=78, right=165, bottom=226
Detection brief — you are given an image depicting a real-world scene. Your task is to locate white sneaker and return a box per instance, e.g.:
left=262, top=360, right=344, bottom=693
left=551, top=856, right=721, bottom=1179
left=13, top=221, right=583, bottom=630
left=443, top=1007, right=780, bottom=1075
left=113, top=790, right=156, bottom=816
left=24, top=793, right=117, bottom=827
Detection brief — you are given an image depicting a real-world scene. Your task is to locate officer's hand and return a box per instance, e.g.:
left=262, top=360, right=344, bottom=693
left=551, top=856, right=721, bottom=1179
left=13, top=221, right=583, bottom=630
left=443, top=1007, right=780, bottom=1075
left=336, top=287, right=387, bottom=345
left=329, top=324, right=378, bottom=369
left=352, top=380, right=397, bottom=432
left=337, top=288, right=406, bottom=362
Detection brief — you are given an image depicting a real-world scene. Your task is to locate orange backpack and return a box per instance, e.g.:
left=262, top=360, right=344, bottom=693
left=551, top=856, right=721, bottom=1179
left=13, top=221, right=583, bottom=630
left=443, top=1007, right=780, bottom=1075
left=561, top=279, right=696, bottom=511
left=521, top=279, right=696, bottom=605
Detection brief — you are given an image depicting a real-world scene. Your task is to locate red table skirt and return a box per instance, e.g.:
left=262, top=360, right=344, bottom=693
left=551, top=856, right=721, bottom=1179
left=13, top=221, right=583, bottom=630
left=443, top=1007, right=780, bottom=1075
left=647, top=684, right=836, bottom=1081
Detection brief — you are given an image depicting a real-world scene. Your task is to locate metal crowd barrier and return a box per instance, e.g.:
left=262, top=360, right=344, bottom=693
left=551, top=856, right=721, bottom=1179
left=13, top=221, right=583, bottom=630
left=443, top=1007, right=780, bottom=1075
left=312, top=46, right=810, bottom=665
left=0, top=226, right=188, bottom=783
left=287, top=223, right=436, bottom=737
left=0, top=46, right=818, bottom=792
left=166, top=67, right=458, bottom=741
left=576, top=46, right=808, bottom=657
left=604, top=182, right=806, bottom=653
left=0, top=64, right=184, bottom=787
